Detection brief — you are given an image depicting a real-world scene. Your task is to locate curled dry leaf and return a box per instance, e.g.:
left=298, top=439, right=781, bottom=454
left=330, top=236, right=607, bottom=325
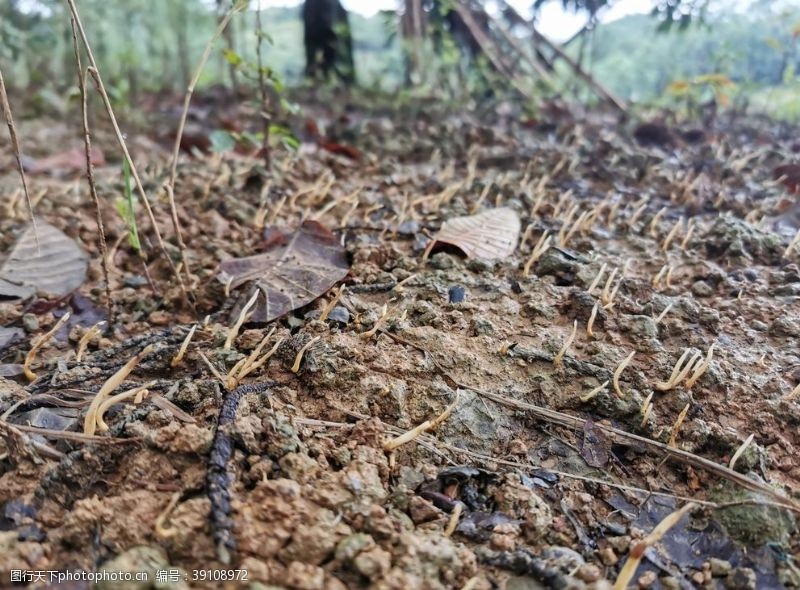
left=218, top=220, right=350, bottom=323
left=432, top=207, right=521, bottom=260
left=0, top=221, right=88, bottom=299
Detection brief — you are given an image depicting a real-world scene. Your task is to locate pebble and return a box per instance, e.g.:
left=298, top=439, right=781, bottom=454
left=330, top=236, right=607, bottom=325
left=448, top=285, right=466, bottom=303
left=710, top=558, right=732, bottom=577
left=725, top=568, right=756, bottom=590
left=637, top=570, right=657, bottom=588
left=691, top=280, right=714, bottom=297
left=599, top=546, right=618, bottom=566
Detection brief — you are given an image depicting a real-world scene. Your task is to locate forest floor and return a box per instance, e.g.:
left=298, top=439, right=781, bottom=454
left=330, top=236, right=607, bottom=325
left=1, top=90, right=800, bottom=590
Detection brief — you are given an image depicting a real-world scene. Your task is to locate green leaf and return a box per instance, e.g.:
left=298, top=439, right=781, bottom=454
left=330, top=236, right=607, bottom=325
left=209, top=129, right=237, bottom=153
left=222, top=48, right=243, bottom=67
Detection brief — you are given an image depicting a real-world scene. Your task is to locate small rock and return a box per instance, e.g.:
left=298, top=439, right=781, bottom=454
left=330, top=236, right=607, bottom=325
left=710, top=558, right=732, bottom=577
left=725, top=568, right=756, bottom=590
left=408, top=496, right=442, bottom=524
left=97, top=546, right=177, bottom=590
left=448, top=286, right=467, bottom=303
left=599, top=546, right=618, bottom=566
left=691, top=280, right=714, bottom=297
left=751, top=320, right=768, bottom=332
left=335, top=533, right=375, bottom=563
left=471, top=318, right=495, bottom=336
left=21, top=314, right=39, bottom=333
left=637, top=570, right=657, bottom=588
left=285, top=561, right=325, bottom=590
left=429, top=253, right=456, bottom=269
left=327, top=306, right=350, bottom=325
left=576, top=563, right=602, bottom=583
left=770, top=317, right=800, bottom=337
left=466, top=258, right=492, bottom=272
left=353, top=546, right=392, bottom=579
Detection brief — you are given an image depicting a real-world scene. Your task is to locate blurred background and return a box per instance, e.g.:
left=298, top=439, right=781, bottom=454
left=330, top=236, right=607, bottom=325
left=1, top=0, right=799, bottom=119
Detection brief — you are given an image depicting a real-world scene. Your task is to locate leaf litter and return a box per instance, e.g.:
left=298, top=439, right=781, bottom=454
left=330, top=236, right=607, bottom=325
left=1, top=92, right=800, bottom=588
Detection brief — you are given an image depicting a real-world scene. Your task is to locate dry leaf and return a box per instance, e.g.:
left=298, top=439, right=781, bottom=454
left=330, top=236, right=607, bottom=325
left=218, top=220, right=349, bottom=323
left=22, top=146, right=105, bottom=175
left=432, top=207, right=520, bottom=260
left=0, top=221, right=88, bottom=299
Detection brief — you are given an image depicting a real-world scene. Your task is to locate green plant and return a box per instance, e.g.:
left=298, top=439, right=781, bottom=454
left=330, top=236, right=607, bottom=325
left=116, top=158, right=141, bottom=253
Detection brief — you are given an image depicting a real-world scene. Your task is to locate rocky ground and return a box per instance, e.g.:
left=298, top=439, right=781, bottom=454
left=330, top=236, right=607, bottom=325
left=1, top=92, right=800, bottom=589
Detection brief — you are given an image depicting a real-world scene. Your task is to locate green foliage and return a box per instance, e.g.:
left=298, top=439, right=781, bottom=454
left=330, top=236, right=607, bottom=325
left=116, top=158, right=142, bottom=254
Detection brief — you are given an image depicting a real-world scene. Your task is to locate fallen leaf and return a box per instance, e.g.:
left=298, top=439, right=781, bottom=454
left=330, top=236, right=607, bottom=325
left=218, top=220, right=350, bottom=323
left=0, top=327, right=24, bottom=353
left=0, top=221, right=88, bottom=299
left=580, top=419, right=611, bottom=468
left=319, top=141, right=361, bottom=160
left=431, top=208, right=520, bottom=260
left=22, top=146, right=105, bottom=175
left=774, top=164, right=800, bottom=194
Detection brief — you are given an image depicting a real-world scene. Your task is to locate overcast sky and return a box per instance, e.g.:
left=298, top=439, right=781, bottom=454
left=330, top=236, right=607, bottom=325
left=261, top=0, right=654, bottom=41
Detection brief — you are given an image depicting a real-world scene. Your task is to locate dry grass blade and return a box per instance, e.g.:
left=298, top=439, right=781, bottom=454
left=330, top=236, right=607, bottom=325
left=0, top=67, right=37, bottom=244
left=431, top=208, right=521, bottom=260
left=613, top=503, right=696, bottom=590
left=69, top=19, right=112, bottom=317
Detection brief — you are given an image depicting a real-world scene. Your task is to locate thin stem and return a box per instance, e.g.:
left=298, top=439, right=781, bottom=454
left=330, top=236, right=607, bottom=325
left=70, top=17, right=113, bottom=320
left=0, top=67, right=38, bottom=248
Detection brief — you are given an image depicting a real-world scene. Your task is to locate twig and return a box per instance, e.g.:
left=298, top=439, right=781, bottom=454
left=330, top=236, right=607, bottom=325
left=0, top=67, right=37, bottom=245
left=166, top=1, right=244, bottom=281
left=69, top=20, right=113, bottom=319
left=63, top=0, right=184, bottom=292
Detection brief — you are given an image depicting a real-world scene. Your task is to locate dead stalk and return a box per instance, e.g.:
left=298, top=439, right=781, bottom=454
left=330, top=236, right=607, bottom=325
left=166, top=2, right=243, bottom=279
left=24, top=313, right=72, bottom=382
left=64, top=0, right=184, bottom=290
left=0, top=67, right=37, bottom=245
left=523, top=231, right=551, bottom=276
left=69, top=20, right=113, bottom=317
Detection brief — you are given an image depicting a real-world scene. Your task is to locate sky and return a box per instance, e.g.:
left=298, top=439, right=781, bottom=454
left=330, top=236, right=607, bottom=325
left=261, top=0, right=655, bottom=41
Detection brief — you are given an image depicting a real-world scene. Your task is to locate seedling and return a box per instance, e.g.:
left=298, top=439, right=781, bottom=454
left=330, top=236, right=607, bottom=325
left=116, top=158, right=141, bottom=254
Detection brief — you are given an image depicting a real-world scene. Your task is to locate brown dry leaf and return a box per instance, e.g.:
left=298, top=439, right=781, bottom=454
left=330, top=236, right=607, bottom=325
left=22, top=146, right=105, bottom=175
left=432, top=207, right=521, bottom=260
left=218, top=220, right=349, bottom=323
left=0, top=221, right=88, bottom=299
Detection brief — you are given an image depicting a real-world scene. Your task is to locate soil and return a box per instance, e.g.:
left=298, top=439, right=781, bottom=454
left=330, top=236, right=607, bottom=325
left=1, top=92, right=800, bottom=589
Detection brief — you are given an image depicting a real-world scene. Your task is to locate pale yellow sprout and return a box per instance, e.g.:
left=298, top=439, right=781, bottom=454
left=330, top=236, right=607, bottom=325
left=553, top=320, right=578, bottom=368
left=729, top=433, right=755, bottom=471
left=613, top=351, right=635, bottom=397
left=24, top=312, right=71, bottom=382
left=291, top=336, right=321, bottom=373
left=224, top=290, right=259, bottom=351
